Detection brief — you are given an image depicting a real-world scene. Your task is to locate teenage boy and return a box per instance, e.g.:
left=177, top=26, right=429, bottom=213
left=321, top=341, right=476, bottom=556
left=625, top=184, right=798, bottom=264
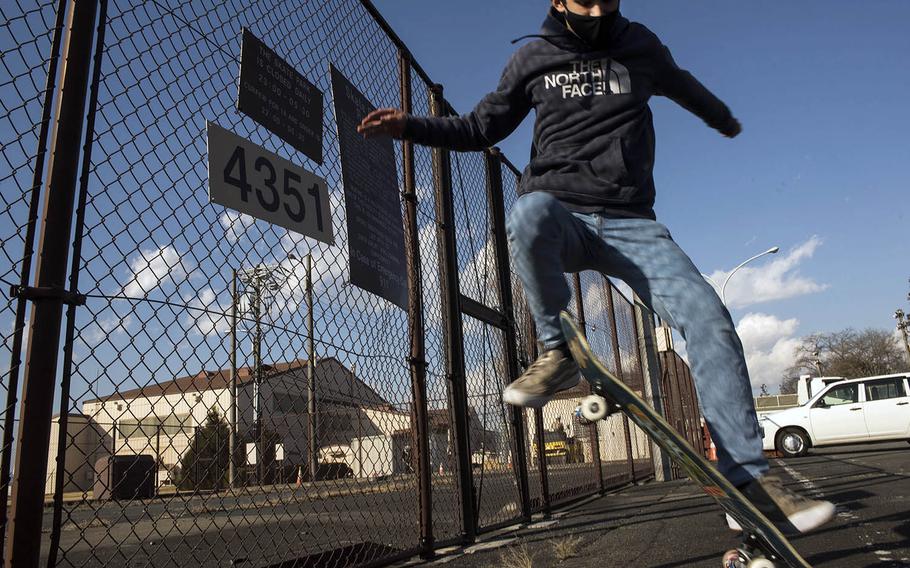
left=357, top=0, right=834, bottom=533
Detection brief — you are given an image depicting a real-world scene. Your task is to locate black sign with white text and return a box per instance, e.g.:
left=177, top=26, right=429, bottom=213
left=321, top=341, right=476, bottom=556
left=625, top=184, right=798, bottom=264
left=330, top=65, right=407, bottom=310
left=238, top=29, right=323, bottom=163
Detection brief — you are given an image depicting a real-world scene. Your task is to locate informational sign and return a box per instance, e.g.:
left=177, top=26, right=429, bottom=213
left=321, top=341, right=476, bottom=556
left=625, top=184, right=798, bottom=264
left=246, top=443, right=257, bottom=466
left=329, top=65, right=408, bottom=310
left=207, top=121, right=333, bottom=244
left=238, top=29, right=324, bottom=164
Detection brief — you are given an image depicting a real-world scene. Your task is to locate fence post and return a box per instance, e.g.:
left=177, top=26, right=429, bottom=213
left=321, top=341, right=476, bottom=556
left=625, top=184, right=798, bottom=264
left=523, top=316, right=551, bottom=516
left=483, top=148, right=531, bottom=521
left=399, top=50, right=434, bottom=556
left=0, top=0, right=68, bottom=558
left=631, top=296, right=672, bottom=482
left=571, top=274, right=604, bottom=492
left=4, top=0, right=100, bottom=566
left=603, top=279, right=636, bottom=482
left=428, top=83, right=476, bottom=543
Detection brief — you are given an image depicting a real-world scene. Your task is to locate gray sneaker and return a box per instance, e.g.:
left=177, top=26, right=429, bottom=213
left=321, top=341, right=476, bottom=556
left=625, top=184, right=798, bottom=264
left=727, top=474, right=835, bottom=534
left=502, top=348, right=580, bottom=408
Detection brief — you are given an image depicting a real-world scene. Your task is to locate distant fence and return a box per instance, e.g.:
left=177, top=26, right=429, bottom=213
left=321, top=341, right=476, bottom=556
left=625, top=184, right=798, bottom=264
left=0, top=1, right=703, bottom=567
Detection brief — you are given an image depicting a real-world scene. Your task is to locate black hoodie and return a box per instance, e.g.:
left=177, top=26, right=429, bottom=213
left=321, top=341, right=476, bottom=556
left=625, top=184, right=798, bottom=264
left=404, top=9, right=737, bottom=220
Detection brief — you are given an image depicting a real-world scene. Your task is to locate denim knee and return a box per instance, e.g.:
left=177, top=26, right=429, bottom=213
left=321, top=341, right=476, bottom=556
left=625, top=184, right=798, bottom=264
left=506, top=192, right=561, bottom=244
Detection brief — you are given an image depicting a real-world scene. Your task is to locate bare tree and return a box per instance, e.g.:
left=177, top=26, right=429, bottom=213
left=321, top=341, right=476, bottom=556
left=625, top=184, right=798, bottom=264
left=778, top=376, right=799, bottom=395
left=789, top=328, right=907, bottom=379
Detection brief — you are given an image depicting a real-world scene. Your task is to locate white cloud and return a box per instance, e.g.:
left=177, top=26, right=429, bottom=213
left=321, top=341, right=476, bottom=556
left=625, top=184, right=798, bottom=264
left=219, top=211, right=256, bottom=243
left=85, top=314, right=135, bottom=344
left=707, top=236, right=828, bottom=309
left=736, top=312, right=802, bottom=391
left=122, top=245, right=185, bottom=298
left=185, top=287, right=230, bottom=336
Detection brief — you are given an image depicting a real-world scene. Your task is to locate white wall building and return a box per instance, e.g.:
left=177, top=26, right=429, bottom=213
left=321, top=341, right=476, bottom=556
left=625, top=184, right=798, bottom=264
left=46, top=358, right=410, bottom=494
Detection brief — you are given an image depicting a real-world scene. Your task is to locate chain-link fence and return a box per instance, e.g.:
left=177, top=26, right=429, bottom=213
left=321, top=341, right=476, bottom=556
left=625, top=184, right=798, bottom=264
left=1, top=1, right=704, bottom=567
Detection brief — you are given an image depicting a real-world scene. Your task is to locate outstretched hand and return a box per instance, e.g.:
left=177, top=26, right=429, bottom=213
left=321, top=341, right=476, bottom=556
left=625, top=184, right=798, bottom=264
left=721, top=117, right=742, bottom=139
left=357, top=108, right=407, bottom=139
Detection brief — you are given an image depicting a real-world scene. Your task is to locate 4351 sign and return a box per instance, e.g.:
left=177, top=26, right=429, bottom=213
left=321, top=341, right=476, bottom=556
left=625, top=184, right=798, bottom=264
left=207, top=122, right=333, bottom=244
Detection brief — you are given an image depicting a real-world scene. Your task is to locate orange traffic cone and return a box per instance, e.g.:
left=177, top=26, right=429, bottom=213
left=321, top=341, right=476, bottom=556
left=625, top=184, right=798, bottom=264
left=296, top=465, right=303, bottom=487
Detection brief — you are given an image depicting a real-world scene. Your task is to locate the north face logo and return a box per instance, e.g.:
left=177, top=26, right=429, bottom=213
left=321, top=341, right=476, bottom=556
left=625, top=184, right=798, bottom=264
left=543, top=59, right=632, bottom=98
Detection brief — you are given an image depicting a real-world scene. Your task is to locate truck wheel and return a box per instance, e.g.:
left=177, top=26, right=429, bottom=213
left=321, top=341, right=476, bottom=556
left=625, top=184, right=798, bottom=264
left=776, top=428, right=809, bottom=458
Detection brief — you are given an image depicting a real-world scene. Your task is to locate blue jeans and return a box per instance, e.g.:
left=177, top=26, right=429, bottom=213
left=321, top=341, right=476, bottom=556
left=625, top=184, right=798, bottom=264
left=506, top=192, right=768, bottom=486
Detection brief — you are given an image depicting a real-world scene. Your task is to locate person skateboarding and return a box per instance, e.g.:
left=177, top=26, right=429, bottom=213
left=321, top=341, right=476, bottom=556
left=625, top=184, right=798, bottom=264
left=358, top=0, right=835, bottom=534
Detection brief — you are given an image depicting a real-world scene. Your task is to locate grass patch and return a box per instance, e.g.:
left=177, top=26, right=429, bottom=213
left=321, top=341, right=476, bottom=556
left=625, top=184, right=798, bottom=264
left=498, top=542, right=536, bottom=568
left=552, top=535, right=583, bottom=562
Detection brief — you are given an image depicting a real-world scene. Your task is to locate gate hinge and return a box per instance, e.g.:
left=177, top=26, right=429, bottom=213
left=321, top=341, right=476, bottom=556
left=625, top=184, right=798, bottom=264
left=9, top=285, right=86, bottom=306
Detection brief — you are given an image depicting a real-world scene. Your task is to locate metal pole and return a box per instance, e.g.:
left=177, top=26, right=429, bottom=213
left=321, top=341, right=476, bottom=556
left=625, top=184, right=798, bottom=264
left=631, top=295, right=671, bottom=482
left=895, top=310, right=910, bottom=363
left=572, top=274, right=604, bottom=492
left=720, top=247, right=779, bottom=307
left=526, top=317, right=550, bottom=515
left=254, top=268, right=262, bottom=485
left=603, top=279, right=635, bottom=482
left=399, top=50, right=433, bottom=556
left=0, top=2, right=68, bottom=557
left=429, top=84, right=475, bottom=543
left=307, top=254, right=318, bottom=482
left=484, top=147, right=531, bottom=520
left=229, top=269, right=237, bottom=488
left=5, top=1, right=99, bottom=565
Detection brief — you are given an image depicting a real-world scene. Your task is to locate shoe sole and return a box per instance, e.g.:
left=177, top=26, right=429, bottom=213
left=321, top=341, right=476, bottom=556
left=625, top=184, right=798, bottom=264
left=502, top=374, right=579, bottom=409
left=726, top=501, right=835, bottom=534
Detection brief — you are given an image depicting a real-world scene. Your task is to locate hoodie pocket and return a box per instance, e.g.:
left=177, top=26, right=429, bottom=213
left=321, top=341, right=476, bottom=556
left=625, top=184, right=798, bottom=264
left=589, top=136, right=632, bottom=189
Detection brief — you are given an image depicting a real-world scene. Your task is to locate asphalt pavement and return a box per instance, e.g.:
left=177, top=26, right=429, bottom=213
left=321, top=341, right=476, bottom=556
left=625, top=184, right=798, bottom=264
left=404, top=442, right=909, bottom=568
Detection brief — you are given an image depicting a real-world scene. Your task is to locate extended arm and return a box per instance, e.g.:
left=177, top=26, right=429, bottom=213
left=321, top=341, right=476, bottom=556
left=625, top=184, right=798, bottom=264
left=358, top=53, right=532, bottom=151
left=654, top=43, right=741, bottom=138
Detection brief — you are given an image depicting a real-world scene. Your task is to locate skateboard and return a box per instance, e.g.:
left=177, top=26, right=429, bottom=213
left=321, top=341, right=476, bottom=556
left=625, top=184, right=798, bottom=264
left=559, top=311, right=811, bottom=568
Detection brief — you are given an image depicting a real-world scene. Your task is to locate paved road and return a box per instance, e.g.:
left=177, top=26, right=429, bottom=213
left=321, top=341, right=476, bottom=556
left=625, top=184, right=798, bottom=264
left=37, top=460, right=643, bottom=567
left=409, top=442, right=909, bottom=567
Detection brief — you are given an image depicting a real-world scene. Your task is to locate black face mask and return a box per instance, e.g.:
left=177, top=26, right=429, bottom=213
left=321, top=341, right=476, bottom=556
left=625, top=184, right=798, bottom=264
left=561, top=3, right=619, bottom=47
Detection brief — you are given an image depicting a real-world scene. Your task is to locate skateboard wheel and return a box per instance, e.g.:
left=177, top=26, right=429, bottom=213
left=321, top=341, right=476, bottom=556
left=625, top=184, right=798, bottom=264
left=746, top=560, right=775, bottom=568
left=580, top=395, right=609, bottom=422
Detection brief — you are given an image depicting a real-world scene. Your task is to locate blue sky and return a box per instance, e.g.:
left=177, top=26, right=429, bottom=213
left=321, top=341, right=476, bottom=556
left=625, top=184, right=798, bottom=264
left=1, top=1, right=907, bottom=413
left=373, top=0, right=910, bottom=388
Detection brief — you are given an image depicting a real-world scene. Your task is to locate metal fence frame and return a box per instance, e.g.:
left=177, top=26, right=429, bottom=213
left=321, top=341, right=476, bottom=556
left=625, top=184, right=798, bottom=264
left=0, top=1, right=705, bottom=566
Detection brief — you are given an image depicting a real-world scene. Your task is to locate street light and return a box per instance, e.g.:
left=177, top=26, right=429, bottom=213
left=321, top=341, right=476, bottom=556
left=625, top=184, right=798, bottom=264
left=709, top=246, right=780, bottom=307
left=700, top=246, right=780, bottom=306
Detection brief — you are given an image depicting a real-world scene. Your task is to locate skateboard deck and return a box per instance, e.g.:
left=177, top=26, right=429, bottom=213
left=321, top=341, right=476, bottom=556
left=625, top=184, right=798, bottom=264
left=559, top=311, right=811, bottom=568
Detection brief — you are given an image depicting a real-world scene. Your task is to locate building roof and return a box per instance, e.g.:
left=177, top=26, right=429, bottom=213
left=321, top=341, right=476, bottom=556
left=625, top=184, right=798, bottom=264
left=82, top=357, right=391, bottom=409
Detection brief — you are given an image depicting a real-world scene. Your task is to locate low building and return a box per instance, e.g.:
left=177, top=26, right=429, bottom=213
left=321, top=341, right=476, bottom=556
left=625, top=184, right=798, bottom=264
left=47, top=358, right=410, bottom=494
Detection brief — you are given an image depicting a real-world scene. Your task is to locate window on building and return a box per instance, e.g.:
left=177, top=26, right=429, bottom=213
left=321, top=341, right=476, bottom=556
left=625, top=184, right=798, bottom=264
left=117, top=414, right=193, bottom=441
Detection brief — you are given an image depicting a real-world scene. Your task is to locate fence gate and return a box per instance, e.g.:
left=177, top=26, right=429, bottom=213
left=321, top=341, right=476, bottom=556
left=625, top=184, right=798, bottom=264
left=0, top=1, right=703, bottom=567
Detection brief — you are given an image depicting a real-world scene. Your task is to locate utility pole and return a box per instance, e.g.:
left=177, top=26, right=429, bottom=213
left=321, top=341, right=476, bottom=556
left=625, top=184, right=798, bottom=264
left=253, top=266, right=263, bottom=485
left=306, top=254, right=318, bottom=482
left=229, top=269, right=237, bottom=488
left=237, top=260, right=294, bottom=486
left=896, top=309, right=910, bottom=363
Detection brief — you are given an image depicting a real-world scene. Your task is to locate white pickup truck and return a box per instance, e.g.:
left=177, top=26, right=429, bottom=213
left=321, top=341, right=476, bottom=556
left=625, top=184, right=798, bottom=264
left=760, top=373, right=910, bottom=457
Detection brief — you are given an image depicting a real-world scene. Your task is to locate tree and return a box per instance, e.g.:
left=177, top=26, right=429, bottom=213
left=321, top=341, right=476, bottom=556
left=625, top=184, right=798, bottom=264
left=178, top=408, right=230, bottom=491
left=789, top=328, right=907, bottom=379
left=778, top=376, right=799, bottom=395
